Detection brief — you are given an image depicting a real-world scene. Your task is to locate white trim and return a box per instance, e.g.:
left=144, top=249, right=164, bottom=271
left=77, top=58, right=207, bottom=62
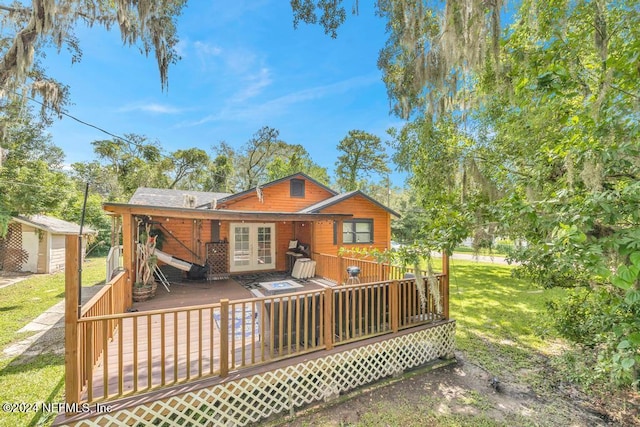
left=229, top=223, right=276, bottom=272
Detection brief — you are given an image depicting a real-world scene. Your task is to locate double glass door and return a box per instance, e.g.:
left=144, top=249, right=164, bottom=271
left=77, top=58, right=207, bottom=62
left=230, top=223, right=275, bottom=272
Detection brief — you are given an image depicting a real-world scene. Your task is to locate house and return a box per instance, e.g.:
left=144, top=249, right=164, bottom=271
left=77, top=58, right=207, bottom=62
left=0, top=215, right=96, bottom=274
left=57, top=173, right=454, bottom=427
left=108, top=172, right=399, bottom=281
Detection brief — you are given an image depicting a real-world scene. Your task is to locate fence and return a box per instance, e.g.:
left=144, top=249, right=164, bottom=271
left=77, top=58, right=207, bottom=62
left=73, top=276, right=446, bottom=403
left=312, top=252, right=435, bottom=284
left=105, top=245, right=123, bottom=281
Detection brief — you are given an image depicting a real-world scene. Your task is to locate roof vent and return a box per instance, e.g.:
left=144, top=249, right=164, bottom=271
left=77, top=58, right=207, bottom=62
left=183, top=194, right=196, bottom=208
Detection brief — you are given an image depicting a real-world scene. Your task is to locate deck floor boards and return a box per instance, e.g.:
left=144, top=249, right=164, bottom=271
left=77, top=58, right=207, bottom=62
left=83, top=277, right=326, bottom=401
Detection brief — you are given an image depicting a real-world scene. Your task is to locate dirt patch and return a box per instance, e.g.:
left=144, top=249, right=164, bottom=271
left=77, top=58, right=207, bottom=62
left=269, top=351, right=631, bottom=427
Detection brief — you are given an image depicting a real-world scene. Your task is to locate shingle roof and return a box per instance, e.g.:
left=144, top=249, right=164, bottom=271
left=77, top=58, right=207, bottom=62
left=13, top=215, right=97, bottom=235
left=129, top=188, right=231, bottom=208
left=299, top=190, right=401, bottom=218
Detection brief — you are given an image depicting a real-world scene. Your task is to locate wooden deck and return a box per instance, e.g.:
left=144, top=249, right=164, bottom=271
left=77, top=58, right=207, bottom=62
left=132, top=278, right=253, bottom=311
left=84, top=276, right=329, bottom=401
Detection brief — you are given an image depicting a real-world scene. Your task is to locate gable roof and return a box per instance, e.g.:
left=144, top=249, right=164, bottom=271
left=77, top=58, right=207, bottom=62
left=129, top=187, right=231, bottom=208
left=212, top=172, right=337, bottom=206
left=13, top=215, right=97, bottom=235
left=299, top=190, right=401, bottom=218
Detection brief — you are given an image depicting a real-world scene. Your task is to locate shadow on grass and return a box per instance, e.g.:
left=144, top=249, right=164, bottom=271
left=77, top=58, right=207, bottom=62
left=446, top=260, right=563, bottom=380
left=28, top=373, right=65, bottom=427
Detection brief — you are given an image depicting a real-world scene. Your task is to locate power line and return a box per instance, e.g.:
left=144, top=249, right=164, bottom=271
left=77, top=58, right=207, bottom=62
left=19, top=93, right=139, bottom=146
left=20, top=93, right=184, bottom=167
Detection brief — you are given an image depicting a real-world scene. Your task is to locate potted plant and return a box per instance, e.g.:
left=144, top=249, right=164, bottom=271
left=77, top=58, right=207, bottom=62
left=133, top=224, right=158, bottom=302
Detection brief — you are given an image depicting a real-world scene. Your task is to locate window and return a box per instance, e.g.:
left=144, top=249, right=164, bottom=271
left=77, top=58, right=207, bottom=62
left=343, top=219, right=373, bottom=244
left=290, top=179, right=305, bottom=197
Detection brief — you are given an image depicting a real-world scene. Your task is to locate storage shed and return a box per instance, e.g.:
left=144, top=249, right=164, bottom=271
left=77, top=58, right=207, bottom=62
left=0, top=215, right=96, bottom=274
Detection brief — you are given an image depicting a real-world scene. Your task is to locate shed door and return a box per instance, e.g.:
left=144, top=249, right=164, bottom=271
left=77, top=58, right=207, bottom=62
left=230, top=223, right=275, bottom=272
left=21, top=230, right=39, bottom=273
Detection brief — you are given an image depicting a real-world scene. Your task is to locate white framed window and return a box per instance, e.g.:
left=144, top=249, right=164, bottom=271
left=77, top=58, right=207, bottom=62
left=342, top=219, right=373, bottom=244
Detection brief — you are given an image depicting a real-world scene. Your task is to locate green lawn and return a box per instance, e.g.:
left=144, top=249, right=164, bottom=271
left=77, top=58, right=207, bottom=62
left=0, top=257, right=106, bottom=427
left=445, top=258, right=566, bottom=385
left=273, top=258, right=576, bottom=426
left=453, top=246, right=508, bottom=257
left=0, top=257, right=570, bottom=427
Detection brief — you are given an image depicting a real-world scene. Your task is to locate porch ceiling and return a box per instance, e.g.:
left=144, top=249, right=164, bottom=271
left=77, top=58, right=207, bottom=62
left=103, top=202, right=353, bottom=222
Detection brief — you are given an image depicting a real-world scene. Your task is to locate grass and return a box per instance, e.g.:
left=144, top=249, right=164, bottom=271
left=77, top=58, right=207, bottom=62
left=0, top=257, right=106, bottom=427
left=274, top=258, right=575, bottom=426
left=453, top=247, right=507, bottom=257
left=445, top=258, right=566, bottom=382
left=0, top=257, right=594, bottom=426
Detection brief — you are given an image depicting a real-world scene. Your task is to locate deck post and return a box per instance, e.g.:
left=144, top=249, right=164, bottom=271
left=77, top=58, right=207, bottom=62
left=219, top=299, right=229, bottom=377
left=390, top=280, right=399, bottom=333
left=442, top=250, right=450, bottom=319
left=121, top=213, right=134, bottom=308
left=323, top=288, right=333, bottom=350
left=64, top=235, right=81, bottom=406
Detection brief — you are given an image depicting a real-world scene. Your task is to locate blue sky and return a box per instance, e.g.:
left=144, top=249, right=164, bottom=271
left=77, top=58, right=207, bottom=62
left=42, top=1, right=408, bottom=186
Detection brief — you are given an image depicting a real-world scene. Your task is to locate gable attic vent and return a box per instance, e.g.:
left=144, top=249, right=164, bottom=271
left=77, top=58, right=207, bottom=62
left=183, top=194, right=197, bottom=208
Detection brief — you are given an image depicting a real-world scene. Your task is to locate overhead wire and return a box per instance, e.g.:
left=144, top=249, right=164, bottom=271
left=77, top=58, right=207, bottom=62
left=16, top=92, right=139, bottom=147
left=18, top=92, right=178, bottom=164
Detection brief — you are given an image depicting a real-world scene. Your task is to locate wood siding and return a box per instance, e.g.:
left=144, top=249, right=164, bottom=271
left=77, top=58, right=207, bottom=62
left=150, top=218, right=302, bottom=274
left=151, top=217, right=210, bottom=265
left=313, top=194, right=391, bottom=256
left=219, top=176, right=334, bottom=212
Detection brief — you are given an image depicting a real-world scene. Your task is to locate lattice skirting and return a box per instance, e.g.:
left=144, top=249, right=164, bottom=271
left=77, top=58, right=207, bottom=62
left=62, top=321, right=455, bottom=427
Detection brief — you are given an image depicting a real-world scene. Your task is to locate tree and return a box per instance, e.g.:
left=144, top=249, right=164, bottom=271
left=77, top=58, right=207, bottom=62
left=69, top=161, right=122, bottom=201
left=167, top=148, right=210, bottom=189
left=203, top=143, right=236, bottom=193
left=0, top=100, right=71, bottom=235
left=92, top=135, right=169, bottom=200
left=301, top=0, right=640, bottom=387
left=335, top=130, right=390, bottom=192
left=0, top=0, right=186, bottom=121
left=383, top=0, right=640, bottom=387
left=233, top=126, right=285, bottom=190
left=266, top=144, right=329, bottom=185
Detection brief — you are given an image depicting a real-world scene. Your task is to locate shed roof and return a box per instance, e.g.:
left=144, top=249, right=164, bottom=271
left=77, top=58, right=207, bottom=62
left=129, top=187, right=231, bottom=208
left=13, top=215, right=97, bottom=235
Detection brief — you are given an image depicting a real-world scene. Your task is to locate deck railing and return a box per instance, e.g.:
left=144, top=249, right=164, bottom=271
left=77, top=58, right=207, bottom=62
left=77, top=271, right=128, bottom=394
left=313, top=252, right=433, bottom=284
left=106, top=245, right=123, bottom=281
left=73, top=275, right=446, bottom=403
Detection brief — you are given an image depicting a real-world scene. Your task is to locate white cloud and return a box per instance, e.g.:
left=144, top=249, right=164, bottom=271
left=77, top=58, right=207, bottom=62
left=232, top=67, right=272, bottom=102
left=179, top=73, right=380, bottom=127
left=194, top=41, right=223, bottom=57
left=118, top=102, right=183, bottom=114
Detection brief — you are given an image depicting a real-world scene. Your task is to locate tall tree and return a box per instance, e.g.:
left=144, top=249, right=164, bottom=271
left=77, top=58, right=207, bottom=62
left=167, top=148, right=210, bottom=189
left=0, top=101, right=71, bottom=235
left=266, top=144, right=330, bottom=185
left=384, top=0, right=640, bottom=387
left=235, top=126, right=284, bottom=190
left=335, top=130, right=390, bottom=192
left=0, top=0, right=186, bottom=121
left=298, top=0, right=640, bottom=387
left=204, top=142, right=237, bottom=193
left=92, top=134, right=169, bottom=199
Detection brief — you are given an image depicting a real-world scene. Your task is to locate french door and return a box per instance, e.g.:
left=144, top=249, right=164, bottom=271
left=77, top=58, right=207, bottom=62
left=230, top=223, right=276, bottom=272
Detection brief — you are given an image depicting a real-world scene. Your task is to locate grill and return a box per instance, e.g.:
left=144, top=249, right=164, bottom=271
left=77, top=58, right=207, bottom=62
left=346, top=266, right=360, bottom=277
